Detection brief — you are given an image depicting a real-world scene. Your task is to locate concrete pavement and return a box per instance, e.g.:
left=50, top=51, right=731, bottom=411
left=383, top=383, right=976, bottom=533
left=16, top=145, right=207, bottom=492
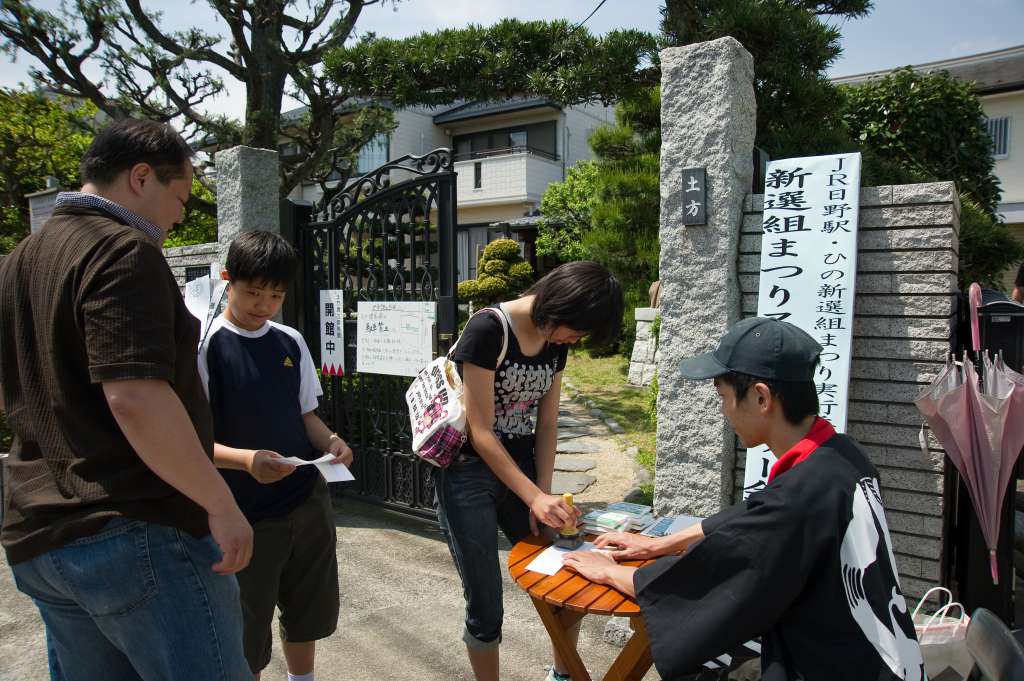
left=0, top=393, right=656, bottom=680
left=0, top=496, right=656, bottom=681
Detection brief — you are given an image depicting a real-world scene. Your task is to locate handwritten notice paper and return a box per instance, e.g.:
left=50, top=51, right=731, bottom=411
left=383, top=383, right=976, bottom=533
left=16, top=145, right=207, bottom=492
left=356, top=301, right=436, bottom=377
left=742, top=152, right=862, bottom=499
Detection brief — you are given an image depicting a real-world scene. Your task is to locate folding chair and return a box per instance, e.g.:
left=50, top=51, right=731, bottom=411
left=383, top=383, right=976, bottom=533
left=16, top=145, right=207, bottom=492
left=966, top=608, right=1024, bottom=681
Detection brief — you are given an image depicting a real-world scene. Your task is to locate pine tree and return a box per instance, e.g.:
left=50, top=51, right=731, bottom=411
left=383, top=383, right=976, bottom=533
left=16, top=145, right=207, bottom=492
left=457, top=239, right=535, bottom=308
left=538, top=89, right=661, bottom=354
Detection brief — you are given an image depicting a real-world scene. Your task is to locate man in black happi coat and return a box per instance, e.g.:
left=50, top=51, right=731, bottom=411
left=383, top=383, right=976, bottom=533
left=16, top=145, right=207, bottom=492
left=565, top=318, right=924, bottom=681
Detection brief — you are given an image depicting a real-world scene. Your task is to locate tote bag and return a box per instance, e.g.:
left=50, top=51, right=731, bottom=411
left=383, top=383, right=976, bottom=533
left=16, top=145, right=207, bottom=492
left=405, top=307, right=508, bottom=467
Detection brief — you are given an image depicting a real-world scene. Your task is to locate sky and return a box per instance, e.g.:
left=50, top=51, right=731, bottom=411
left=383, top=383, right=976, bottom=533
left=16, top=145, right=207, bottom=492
left=2, top=0, right=1023, bottom=121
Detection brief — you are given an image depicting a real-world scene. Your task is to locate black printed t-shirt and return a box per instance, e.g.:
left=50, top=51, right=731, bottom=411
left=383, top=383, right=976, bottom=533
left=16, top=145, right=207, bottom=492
left=451, top=307, right=569, bottom=458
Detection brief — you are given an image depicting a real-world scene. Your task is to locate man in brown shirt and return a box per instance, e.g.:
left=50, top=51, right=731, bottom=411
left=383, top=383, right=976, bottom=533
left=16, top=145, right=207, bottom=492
left=0, top=119, right=252, bottom=680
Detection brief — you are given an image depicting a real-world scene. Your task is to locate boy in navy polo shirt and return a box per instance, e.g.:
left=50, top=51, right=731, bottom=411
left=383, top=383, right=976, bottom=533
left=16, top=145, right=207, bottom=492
left=198, top=230, right=353, bottom=681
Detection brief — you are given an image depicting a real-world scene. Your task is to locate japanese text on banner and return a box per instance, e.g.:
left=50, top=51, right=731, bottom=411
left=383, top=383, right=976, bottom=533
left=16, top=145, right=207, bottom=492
left=743, top=152, right=862, bottom=498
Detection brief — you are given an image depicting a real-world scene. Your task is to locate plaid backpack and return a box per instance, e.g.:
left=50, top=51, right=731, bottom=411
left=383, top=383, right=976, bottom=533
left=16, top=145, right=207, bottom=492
left=405, top=307, right=509, bottom=467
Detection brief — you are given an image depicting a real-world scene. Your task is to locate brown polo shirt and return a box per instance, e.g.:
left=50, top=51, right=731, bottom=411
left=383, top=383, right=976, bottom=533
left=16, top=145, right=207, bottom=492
left=0, top=204, right=213, bottom=564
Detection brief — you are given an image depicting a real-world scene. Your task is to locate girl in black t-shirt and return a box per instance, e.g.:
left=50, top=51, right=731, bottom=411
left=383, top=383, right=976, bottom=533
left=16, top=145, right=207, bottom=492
left=436, top=261, right=624, bottom=681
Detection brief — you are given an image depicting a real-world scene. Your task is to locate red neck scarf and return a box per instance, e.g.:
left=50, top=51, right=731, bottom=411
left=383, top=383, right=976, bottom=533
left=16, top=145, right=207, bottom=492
left=767, top=417, right=836, bottom=483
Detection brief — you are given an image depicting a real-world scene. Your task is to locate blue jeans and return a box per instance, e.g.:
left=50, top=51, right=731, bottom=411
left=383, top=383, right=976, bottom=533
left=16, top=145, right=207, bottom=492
left=436, top=452, right=536, bottom=650
left=11, top=517, right=251, bottom=681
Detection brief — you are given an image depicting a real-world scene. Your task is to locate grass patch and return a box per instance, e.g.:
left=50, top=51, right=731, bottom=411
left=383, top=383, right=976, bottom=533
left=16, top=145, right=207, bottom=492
left=563, top=349, right=656, bottom=503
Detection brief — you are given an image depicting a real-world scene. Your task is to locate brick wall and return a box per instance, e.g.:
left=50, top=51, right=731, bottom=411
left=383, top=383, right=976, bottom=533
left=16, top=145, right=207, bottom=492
left=164, top=242, right=219, bottom=290
left=733, top=182, right=960, bottom=598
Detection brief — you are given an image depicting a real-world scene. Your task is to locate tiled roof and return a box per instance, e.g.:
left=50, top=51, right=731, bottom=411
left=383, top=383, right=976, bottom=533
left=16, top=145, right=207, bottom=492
left=433, top=97, right=561, bottom=124
left=280, top=97, right=394, bottom=124
left=490, top=213, right=560, bottom=229
left=832, top=44, right=1024, bottom=95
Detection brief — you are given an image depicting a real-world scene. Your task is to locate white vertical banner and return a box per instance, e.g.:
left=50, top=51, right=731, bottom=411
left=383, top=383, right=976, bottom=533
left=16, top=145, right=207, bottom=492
left=742, top=152, right=862, bottom=498
left=320, top=290, right=345, bottom=376
left=185, top=274, right=227, bottom=342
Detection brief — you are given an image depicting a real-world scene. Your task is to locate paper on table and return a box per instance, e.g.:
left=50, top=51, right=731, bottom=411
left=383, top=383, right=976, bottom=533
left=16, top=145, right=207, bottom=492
left=524, top=542, right=600, bottom=576
left=278, top=454, right=355, bottom=483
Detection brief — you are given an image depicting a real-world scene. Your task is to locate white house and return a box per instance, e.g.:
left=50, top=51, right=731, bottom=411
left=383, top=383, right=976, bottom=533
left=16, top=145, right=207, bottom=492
left=287, top=97, right=612, bottom=281
left=833, top=44, right=1024, bottom=283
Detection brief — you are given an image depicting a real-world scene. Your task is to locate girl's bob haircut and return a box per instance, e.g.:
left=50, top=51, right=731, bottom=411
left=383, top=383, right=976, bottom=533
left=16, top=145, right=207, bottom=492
left=526, top=261, right=625, bottom=347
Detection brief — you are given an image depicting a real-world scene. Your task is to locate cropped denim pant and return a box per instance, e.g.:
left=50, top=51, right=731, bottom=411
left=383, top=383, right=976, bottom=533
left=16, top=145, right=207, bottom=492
left=436, top=452, right=536, bottom=650
left=10, top=517, right=251, bottom=681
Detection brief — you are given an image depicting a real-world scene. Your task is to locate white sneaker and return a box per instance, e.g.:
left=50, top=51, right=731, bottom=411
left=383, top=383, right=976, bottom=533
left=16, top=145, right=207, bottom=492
left=543, top=666, right=571, bottom=681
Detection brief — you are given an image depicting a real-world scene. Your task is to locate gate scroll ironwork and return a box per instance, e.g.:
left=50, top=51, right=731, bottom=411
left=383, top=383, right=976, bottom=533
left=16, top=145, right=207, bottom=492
left=295, top=148, right=457, bottom=519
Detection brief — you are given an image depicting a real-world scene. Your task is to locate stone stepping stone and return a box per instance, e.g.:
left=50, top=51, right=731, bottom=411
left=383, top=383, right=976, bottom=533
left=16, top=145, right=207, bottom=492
left=557, top=416, right=591, bottom=428
left=552, top=472, right=597, bottom=495
left=559, top=429, right=606, bottom=440
left=557, top=440, right=602, bottom=454
left=557, top=429, right=594, bottom=440
left=555, top=456, right=596, bottom=472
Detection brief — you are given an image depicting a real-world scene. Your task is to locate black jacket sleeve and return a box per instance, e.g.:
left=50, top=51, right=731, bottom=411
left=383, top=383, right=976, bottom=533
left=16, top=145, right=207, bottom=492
left=634, top=482, right=814, bottom=680
left=700, top=498, right=748, bottom=536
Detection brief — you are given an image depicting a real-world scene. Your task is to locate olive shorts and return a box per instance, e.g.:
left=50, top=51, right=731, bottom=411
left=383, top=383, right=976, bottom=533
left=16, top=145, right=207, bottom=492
left=236, top=477, right=340, bottom=672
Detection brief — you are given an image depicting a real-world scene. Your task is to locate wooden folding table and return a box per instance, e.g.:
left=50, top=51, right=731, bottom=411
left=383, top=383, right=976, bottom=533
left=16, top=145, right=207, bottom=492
left=508, top=535, right=656, bottom=681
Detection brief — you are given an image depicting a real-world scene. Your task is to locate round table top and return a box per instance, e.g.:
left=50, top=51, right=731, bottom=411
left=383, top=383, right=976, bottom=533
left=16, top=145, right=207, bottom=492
left=507, top=534, right=654, bottom=617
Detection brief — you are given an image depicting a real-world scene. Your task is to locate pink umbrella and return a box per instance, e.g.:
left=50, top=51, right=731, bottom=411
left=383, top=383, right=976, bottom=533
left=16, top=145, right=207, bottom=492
left=915, top=283, right=1024, bottom=584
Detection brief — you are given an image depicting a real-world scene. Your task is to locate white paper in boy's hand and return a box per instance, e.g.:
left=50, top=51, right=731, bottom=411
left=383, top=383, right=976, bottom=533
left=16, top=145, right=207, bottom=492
left=278, top=454, right=355, bottom=483
left=525, top=542, right=602, bottom=576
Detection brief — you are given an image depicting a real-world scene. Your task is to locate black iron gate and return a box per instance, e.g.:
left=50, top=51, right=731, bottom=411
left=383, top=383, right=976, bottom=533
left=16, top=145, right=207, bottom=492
left=285, top=149, right=457, bottom=519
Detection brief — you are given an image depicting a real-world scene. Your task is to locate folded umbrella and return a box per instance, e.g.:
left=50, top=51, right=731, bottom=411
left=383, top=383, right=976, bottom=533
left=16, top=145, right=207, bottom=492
left=914, top=283, right=1024, bottom=584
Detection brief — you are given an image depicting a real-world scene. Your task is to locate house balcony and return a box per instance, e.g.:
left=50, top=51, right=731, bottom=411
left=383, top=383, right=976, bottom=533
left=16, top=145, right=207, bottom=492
left=454, top=147, right=564, bottom=208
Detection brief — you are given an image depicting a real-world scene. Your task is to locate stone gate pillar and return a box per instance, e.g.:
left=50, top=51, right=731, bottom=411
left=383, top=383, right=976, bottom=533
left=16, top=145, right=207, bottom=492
left=215, top=145, right=281, bottom=268
left=655, top=37, right=756, bottom=517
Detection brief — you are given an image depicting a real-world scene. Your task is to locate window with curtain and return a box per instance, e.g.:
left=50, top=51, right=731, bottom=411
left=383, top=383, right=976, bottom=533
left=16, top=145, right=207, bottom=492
left=356, top=133, right=390, bottom=173
left=986, top=116, right=1011, bottom=159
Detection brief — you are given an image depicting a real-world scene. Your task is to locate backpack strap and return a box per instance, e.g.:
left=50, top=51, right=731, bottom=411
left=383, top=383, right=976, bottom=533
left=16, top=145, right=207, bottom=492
left=447, top=306, right=510, bottom=371
left=489, top=305, right=510, bottom=370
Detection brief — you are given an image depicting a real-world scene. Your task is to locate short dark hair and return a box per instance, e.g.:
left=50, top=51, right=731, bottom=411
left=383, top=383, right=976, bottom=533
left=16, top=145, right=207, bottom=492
left=225, top=230, right=299, bottom=289
left=718, top=371, right=819, bottom=426
left=525, top=261, right=624, bottom=347
left=80, top=119, right=193, bottom=187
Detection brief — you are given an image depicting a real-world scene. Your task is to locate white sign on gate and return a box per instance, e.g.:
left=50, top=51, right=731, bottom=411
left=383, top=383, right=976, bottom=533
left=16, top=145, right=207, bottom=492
left=356, top=301, right=436, bottom=377
left=185, top=269, right=227, bottom=342
left=26, top=187, right=59, bottom=234
left=742, top=152, right=862, bottom=498
left=320, top=290, right=345, bottom=376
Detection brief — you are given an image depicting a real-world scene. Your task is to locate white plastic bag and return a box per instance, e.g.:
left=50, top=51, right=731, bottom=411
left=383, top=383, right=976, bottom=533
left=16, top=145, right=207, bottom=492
left=912, top=587, right=972, bottom=679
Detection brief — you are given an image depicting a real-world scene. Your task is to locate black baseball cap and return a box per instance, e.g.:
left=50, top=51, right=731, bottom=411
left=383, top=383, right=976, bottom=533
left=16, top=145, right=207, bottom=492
left=679, top=317, right=823, bottom=382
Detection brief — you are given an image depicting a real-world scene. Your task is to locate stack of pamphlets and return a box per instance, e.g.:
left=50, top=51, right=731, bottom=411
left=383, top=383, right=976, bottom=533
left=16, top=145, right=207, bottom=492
left=606, top=502, right=656, bottom=530
left=579, top=502, right=655, bottom=535
left=580, top=510, right=632, bottom=534
left=641, top=514, right=704, bottom=537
